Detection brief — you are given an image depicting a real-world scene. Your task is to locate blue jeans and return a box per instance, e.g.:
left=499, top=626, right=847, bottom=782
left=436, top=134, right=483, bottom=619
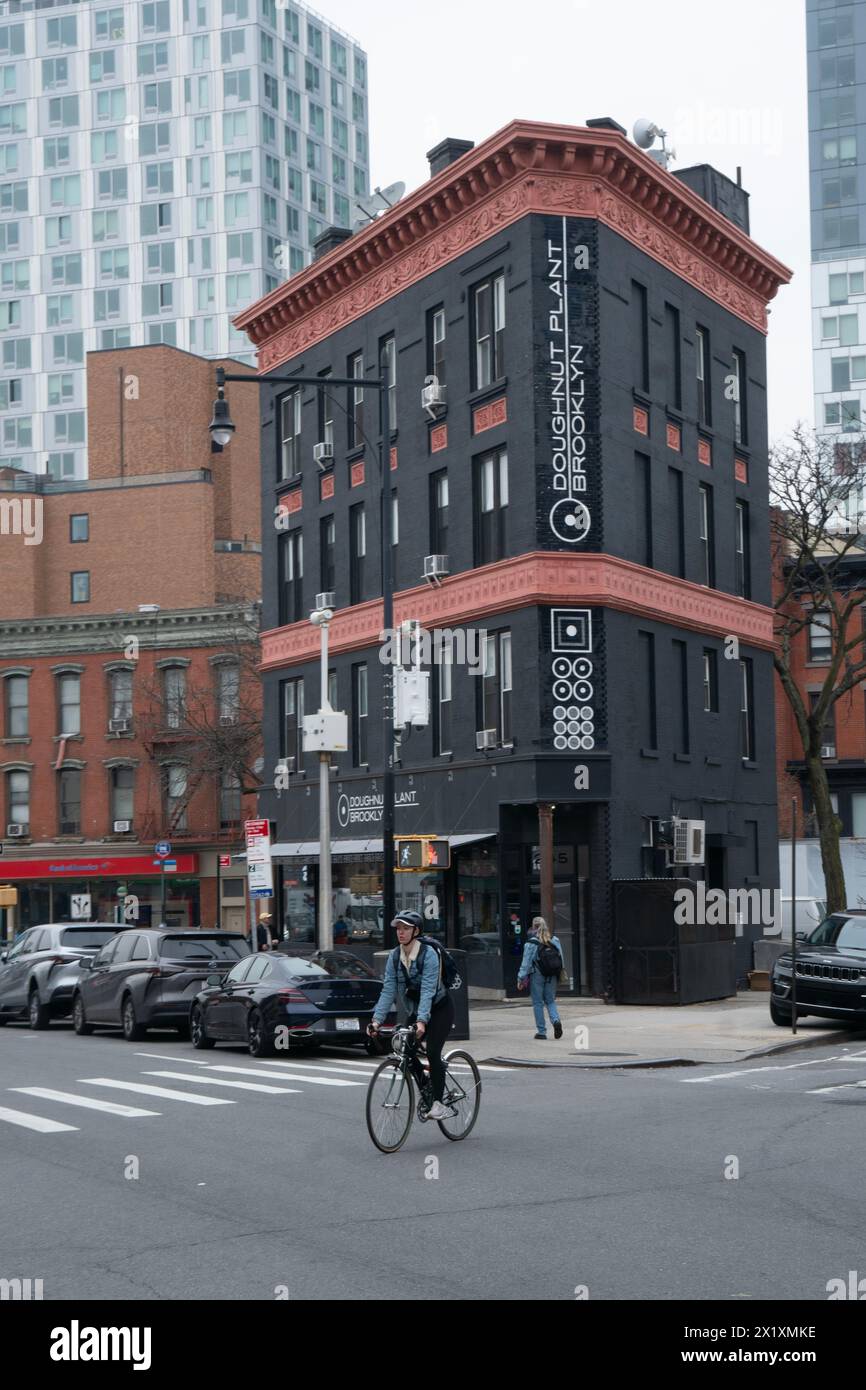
left=529, top=970, right=560, bottom=1035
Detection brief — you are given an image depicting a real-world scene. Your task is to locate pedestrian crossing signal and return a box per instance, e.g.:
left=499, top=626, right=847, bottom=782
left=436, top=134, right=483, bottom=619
left=394, top=838, right=450, bottom=871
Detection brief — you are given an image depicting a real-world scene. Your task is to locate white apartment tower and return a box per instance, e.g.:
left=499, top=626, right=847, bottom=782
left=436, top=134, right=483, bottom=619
left=0, top=0, right=370, bottom=480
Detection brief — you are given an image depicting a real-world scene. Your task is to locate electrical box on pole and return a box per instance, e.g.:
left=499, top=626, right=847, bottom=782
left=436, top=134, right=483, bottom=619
left=302, top=710, right=348, bottom=752
left=393, top=669, right=430, bottom=728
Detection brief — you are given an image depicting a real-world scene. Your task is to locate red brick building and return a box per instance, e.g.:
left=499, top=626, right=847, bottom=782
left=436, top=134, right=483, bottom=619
left=0, top=345, right=263, bottom=938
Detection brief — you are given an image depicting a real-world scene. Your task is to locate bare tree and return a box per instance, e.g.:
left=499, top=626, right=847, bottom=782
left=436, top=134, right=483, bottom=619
left=771, top=426, right=866, bottom=912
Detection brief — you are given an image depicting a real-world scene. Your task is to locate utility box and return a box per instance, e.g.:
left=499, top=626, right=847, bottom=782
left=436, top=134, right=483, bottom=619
left=612, top=878, right=736, bottom=1005
left=302, top=710, right=348, bottom=752
left=394, top=669, right=429, bottom=728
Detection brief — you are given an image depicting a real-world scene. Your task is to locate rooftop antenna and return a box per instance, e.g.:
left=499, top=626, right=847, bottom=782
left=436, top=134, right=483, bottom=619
left=632, top=118, right=675, bottom=170
left=352, top=180, right=407, bottom=232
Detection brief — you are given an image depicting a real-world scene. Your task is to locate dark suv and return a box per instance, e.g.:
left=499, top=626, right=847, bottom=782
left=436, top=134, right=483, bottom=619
left=0, top=924, right=121, bottom=1029
left=770, top=910, right=866, bottom=1027
left=73, top=929, right=250, bottom=1041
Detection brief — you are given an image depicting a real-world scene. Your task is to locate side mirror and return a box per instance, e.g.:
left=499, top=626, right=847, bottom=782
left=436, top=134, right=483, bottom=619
left=794, top=930, right=807, bottom=942
left=0, top=951, right=6, bottom=964
left=79, top=957, right=93, bottom=970
left=206, top=973, right=224, bottom=988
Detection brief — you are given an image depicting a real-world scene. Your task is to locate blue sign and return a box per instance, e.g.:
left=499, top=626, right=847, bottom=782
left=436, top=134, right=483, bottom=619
left=154, top=841, right=172, bottom=859
left=250, top=887, right=272, bottom=899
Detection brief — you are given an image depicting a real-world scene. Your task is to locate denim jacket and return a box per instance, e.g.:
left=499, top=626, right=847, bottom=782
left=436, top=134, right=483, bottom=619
left=373, top=942, right=446, bottom=1025
left=517, top=934, right=564, bottom=984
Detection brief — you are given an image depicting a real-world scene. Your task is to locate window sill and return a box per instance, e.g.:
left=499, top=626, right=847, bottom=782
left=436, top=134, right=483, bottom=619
left=673, top=753, right=692, bottom=763
left=705, top=756, right=722, bottom=767
left=346, top=445, right=365, bottom=464
left=632, top=388, right=652, bottom=407
left=741, top=760, right=759, bottom=771
left=53, top=733, right=83, bottom=743
left=467, top=378, right=508, bottom=409
left=275, top=475, right=302, bottom=496
left=1, top=737, right=31, bottom=746
left=640, top=747, right=659, bottom=759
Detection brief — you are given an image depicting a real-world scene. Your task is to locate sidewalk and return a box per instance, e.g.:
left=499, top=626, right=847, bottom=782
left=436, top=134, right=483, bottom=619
left=464, top=993, right=866, bottom=1067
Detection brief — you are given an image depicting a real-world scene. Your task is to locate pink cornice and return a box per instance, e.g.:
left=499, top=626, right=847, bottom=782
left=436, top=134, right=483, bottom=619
left=236, top=120, right=791, bottom=373
left=259, top=551, right=775, bottom=670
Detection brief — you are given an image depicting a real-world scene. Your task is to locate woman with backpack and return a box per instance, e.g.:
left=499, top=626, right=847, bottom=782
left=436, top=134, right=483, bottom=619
left=368, top=911, right=456, bottom=1120
left=517, top=916, right=564, bottom=1039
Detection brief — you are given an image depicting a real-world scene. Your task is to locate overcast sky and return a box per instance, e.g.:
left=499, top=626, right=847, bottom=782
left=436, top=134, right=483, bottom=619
left=320, top=0, right=811, bottom=444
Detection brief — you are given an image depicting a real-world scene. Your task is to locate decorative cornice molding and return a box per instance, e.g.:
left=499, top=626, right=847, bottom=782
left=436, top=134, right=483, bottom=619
left=259, top=552, right=775, bottom=670
left=0, top=605, right=259, bottom=660
left=236, top=121, right=791, bottom=371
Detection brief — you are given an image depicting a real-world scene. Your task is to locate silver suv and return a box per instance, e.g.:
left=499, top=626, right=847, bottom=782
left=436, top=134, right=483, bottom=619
left=0, top=923, right=121, bottom=1029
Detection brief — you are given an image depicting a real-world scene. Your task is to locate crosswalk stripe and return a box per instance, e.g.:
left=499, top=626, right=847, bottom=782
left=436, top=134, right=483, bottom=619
left=143, top=1070, right=301, bottom=1095
left=808, top=1079, right=866, bottom=1095
left=255, top=1058, right=380, bottom=1078
left=134, top=1052, right=211, bottom=1065
left=80, top=1078, right=235, bottom=1106
left=200, top=1064, right=363, bottom=1087
left=10, top=1087, right=158, bottom=1118
left=682, top=1055, right=850, bottom=1084
left=0, top=1104, right=78, bottom=1133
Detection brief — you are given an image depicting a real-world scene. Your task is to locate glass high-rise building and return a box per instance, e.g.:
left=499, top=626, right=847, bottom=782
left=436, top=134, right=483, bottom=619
left=807, top=1, right=866, bottom=472
left=0, top=0, right=369, bottom=480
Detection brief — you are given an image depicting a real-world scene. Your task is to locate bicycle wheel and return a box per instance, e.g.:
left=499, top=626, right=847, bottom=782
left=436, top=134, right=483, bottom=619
left=437, top=1050, right=482, bottom=1141
left=366, top=1058, right=415, bottom=1153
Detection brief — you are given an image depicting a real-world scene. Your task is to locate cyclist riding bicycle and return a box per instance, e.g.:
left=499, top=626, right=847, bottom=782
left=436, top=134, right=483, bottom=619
left=368, top=910, right=455, bottom=1121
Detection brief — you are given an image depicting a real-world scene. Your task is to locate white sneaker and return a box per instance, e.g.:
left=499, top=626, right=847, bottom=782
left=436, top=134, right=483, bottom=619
left=427, top=1101, right=449, bottom=1120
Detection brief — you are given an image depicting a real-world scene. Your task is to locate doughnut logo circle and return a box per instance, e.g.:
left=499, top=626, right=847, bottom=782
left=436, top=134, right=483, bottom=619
left=550, top=497, right=591, bottom=545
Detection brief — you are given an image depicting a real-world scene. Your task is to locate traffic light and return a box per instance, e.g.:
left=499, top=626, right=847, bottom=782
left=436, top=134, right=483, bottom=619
left=394, top=838, right=450, bottom=871
left=423, top=839, right=450, bottom=868
left=395, top=839, right=423, bottom=870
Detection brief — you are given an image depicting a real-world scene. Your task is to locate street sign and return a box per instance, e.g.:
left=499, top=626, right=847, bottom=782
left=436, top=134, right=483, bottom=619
left=116, top=883, right=128, bottom=898
left=162, top=860, right=177, bottom=873
left=71, top=894, right=91, bottom=920
left=154, top=841, right=172, bottom=859
left=219, top=854, right=231, bottom=869
left=245, top=819, right=273, bottom=898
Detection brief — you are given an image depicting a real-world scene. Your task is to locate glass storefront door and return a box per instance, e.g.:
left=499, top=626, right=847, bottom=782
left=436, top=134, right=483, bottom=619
left=530, top=881, right=578, bottom=993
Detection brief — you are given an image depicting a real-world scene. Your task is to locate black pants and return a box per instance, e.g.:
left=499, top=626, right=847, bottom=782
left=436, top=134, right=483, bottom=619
left=411, top=994, right=455, bottom=1102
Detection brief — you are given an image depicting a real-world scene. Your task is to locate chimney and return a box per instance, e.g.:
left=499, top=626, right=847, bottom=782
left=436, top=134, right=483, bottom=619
left=585, top=117, right=627, bottom=136
left=313, top=225, right=354, bottom=261
left=427, top=138, right=475, bottom=179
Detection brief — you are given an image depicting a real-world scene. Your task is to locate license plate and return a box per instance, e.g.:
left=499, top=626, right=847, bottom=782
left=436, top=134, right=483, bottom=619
left=336, top=1017, right=359, bottom=1032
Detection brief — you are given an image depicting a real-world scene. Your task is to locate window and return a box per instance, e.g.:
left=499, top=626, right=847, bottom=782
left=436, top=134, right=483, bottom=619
left=47, top=294, right=73, bottom=326
left=279, top=530, right=304, bottom=625
left=381, top=335, right=397, bottom=433
left=97, top=168, right=127, bottom=201
left=350, top=504, right=365, bottom=605
left=2, top=337, right=28, bottom=370
left=809, top=609, right=832, bottom=663
left=163, top=667, right=186, bottom=728
left=0, top=222, right=20, bottom=253
left=349, top=351, right=364, bottom=449
left=145, top=161, right=173, bottom=195
left=673, top=640, right=690, bottom=755
left=91, top=129, right=119, bottom=163
left=283, top=678, right=304, bottom=772
left=735, top=501, right=750, bottom=599
left=0, top=104, right=26, bottom=137
left=58, top=768, right=81, bottom=835
left=98, top=247, right=129, bottom=283
left=217, top=665, right=239, bottom=722
left=193, top=197, right=212, bottom=230
left=43, top=57, right=70, bottom=89
left=435, top=645, right=453, bottom=756
left=428, top=307, right=446, bottom=386
left=740, top=659, right=755, bottom=761
left=44, top=137, right=69, bottom=169
left=310, top=178, right=327, bottom=217
left=90, top=50, right=116, bottom=83
left=318, top=371, right=334, bottom=452
left=196, top=276, right=215, bottom=309
left=164, top=764, right=188, bottom=830
left=819, top=11, right=854, bottom=48
left=142, top=1, right=171, bottom=34
left=71, top=571, right=90, bottom=604
left=696, top=326, right=711, bottom=425
left=143, top=82, right=172, bottom=116
left=352, top=666, right=368, bottom=765
left=47, top=451, right=78, bottom=478
left=138, top=41, right=170, bottom=77
left=219, top=770, right=241, bottom=828
left=0, top=257, right=28, bottom=290
left=94, top=288, right=121, bottom=321
left=92, top=210, right=119, bottom=242
left=474, top=449, right=508, bottom=566
left=634, top=452, right=652, bottom=568
left=110, top=669, right=132, bottom=723
left=224, top=191, right=249, bottom=225
left=479, top=631, right=513, bottom=746
left=2, top=412, right=29, bottom=446
left=224, top=70, right=251, bottom=105
left=47, top=16, right=77, bottom=48
left=832, top=357, right=852, bottom=392
left=731, top=349, right=747, bottom=445
left=225, top=150, right=253, bottom=185
left=58, top=673, right=80, bottom=735
left=631, top=281, right=649, bottom=393
left=51, top=333, right=83, bottom=366
left=0, top=180, right=27, bottom=212
left=305, top=59, right=320, bottom=94
left=141, top=202, right=173, bottom=236
left=429, top=470, right=449, bottom=557
left=222, top=29, right=246, bottom=62
left=0, top=379, right=22, bottom=411
left=147, top=242, right=175, bottom=276
left=280, top=389, right=301, bottom=479
left=0, top=25, right=25, bottom=58
left=96, top=88, right=125, bottom=123
left=6, top=769, right=29, bottom=829
left=48, top=96, right=79, bottom=128
left=698, top=483, right=714, bottom=587
left=111, top=767, right=134, bottom=825
left=48, top=374, right=75, bottom=407
left=50, top=174, right=80, bottom=206
left=320, top=516, right=335, bottom=594
left=472, top=273, right=505, bottom=389
left=5, top=675, right=28, bottom=738
left=703, top=649, right=719, bottom=713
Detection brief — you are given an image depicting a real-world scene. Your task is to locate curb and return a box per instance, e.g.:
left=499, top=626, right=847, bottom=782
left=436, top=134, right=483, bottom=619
left=481, top=1029, right=866, bottom=1070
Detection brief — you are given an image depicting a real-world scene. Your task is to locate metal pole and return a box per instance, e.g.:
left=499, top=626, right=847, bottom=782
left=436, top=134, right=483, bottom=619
left=790, top=796, right=797, bottom=1036
left=318, top=614, right=333, bottom=952
left=539, top=803, right=555, bottom=930
left=160, top=862, right=166, bottom=927
left=216, top=850, right=222, bottom=931
left=380, top=378, right=395, bottom=949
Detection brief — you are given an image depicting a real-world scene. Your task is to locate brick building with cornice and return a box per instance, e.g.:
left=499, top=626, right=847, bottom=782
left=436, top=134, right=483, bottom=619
left=232, top=119, right=792, bottom=995
left=0, top=343, right=263, bottom=937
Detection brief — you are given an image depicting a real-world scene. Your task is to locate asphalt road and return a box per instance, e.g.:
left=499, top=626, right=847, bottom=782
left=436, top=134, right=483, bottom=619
left=3, top=1021, right=866, bottom=1301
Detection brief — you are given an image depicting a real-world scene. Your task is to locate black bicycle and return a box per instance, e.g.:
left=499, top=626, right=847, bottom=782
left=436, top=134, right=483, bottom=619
left=365, top=1024, right=482, bottom=1153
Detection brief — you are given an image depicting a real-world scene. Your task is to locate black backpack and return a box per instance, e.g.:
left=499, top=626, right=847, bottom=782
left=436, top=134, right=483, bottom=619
left=395, top=937, right=462, bottom=997
left=535, top=938, right=562, bottom=978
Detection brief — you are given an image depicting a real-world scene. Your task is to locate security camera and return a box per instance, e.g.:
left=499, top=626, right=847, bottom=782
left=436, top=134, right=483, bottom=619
left=310, top=609, right=333, bottom=626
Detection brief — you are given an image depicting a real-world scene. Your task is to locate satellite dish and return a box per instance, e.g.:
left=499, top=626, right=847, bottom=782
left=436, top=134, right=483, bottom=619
left=633, top=118, right=661, bottom=150
left=354, top=181, right=407, bottom=225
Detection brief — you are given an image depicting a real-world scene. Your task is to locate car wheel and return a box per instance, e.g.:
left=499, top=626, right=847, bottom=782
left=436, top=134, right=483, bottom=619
left=769, top=998, right=793, bottom=1026
left=190, top=1006, right=214, bottom=1050
left=72, top=993, right=93, bottom=1036
left=28, top=987, right=51, bottom=1030
left=121, top=995, right=147, bottom=1042
left=247, top=1009, right=275, bottom=1057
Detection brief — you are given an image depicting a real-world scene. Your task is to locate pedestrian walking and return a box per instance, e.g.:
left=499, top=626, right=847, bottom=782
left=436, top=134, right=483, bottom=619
left=517, top=916, right=564, bottom=1039
left=256, top=912, right=274, bottom=951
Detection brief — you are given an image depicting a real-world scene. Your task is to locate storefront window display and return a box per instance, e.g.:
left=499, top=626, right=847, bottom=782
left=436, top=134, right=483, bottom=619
left=456, top=842, right=501, bottom=989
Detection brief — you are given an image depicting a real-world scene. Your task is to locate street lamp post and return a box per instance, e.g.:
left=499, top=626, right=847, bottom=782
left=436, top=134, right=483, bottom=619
left=310, top=606, right=335, bottom=951
left=210, top=365, right=396, bottom=949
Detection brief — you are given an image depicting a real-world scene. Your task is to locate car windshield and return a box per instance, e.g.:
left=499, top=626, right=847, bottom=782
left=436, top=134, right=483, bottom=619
left=806, top=914, right=866, bottom=951
left=275, top=956, right=330, bottom=978
left=59, top=928, right=117, bottom=950
left=159, top=936, right=250, bottom=962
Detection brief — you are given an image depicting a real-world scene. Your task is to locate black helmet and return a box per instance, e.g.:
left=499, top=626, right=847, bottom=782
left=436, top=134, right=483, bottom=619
left=392, top=911, right=423, bottom=934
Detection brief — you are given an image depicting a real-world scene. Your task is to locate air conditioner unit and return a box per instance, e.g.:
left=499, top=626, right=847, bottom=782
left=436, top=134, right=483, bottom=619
left=281, top=756, right=296, bottom=774
left=423, top=554, right=449, bottom=581
left=421, top=379, right=447, bottom=415
left=672, top=819, right=706, bottom=866
left=113, top=820, right=132, bottom=834
left=476, top=729, right=497, bottom=751
left=313, top=442, right=334, bottom=468
left=219, top=714, right=237, bottom=727
left=315, top=591, right=335, bottom=611
left=821, top=745, right=836, bottom=759
left=109, top=718, right=129, bottom=733
left=6, top=823, right=27, bottom=837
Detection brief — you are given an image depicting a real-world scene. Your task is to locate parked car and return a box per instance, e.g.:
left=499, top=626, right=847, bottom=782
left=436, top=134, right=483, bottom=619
left=0, top=923, right=123, bottom=1029
left=72, top=929, right=250, bottom=1041
left=190, top=948, right=395, bottom=1057
left=770, top=910, right=866, bottom=1027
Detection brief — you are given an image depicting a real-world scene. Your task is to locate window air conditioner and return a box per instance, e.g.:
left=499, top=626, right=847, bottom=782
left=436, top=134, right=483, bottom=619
left=109, top=718, right=129, bottom=733
left=476, top=729, right=497, bottom=751
left=113, top=820, right=132, bottom=834
left=423, top=554, right=449, bottom=581
left=6, top=823, right=27, bottom=837
left=672, top=819, right=706, bottom=866
left=313, top=442, right=334, bottom=468
left=421, top=378, right=447, bottom=415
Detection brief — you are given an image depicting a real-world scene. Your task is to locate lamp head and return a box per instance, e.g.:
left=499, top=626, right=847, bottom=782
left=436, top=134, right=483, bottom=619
left=209, top=389, right=235, bottom=448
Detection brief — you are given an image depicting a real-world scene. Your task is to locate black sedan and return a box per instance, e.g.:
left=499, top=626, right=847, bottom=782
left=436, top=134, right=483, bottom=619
left=190, top=949, right=395, bottom=1057
left=0, top=923, right=121, bottom=1028
left=770, top=910, right=866, bottom=1027
left=73, top=929, right=250, bottom=1040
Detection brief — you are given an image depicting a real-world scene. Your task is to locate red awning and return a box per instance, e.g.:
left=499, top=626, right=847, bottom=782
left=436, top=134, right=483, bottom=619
left=0, top=854, right=199, bottom=880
